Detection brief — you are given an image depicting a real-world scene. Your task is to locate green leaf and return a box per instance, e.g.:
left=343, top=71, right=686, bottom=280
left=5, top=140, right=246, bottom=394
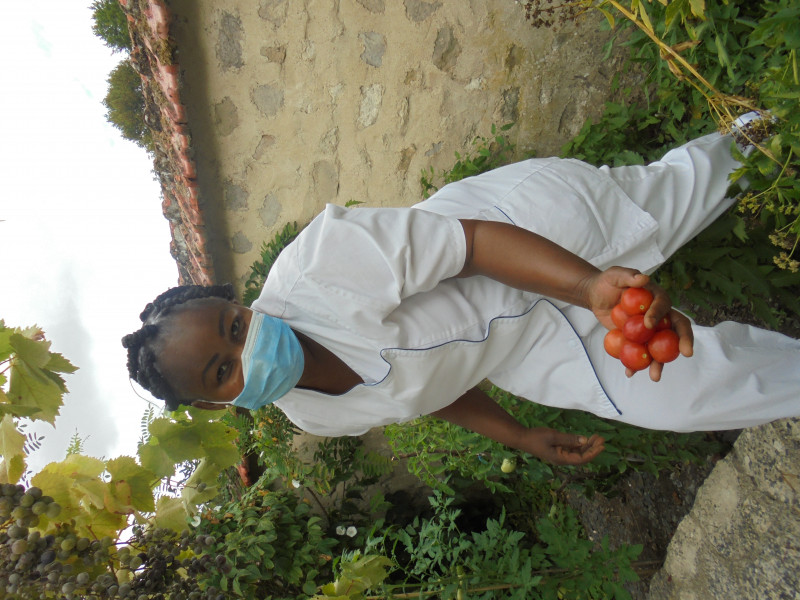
left=106, top=456, right=157, bottom=512
left=153, top=495, right=190, bottom=532
left=7, top=360, right=64, bottom=424
left=0, top=404, right=42, bottom=418
left=9, top=333, right=51, bottom=368
left=45, top=352, right=78, bottom=374
left=137, top=440, right=176, bottom=479
left=689, top=0, right=706, bottom=19
left=0, top=415, right=26, bottom=484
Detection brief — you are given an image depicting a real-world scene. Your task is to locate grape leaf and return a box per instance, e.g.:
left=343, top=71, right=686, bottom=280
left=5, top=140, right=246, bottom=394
left=137, top=441, right=176, bottom=480
left=106, top=456, right=157, bottom=512
left=9, top=333, right=51, bottom=368
left=0, top=403, right=42, bottom=419
left=181, top=458, right=222, bottom=506
left=7, top=360, right=64, bottom=424
left=45, top=352, right=78, bottom=374
left=0, top=414, right=26, bottom=484
left=154, top=495, right=190, bottom=532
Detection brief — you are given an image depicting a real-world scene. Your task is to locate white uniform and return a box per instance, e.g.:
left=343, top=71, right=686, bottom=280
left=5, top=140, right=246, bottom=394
left=252, top=133, right=800, bottom=437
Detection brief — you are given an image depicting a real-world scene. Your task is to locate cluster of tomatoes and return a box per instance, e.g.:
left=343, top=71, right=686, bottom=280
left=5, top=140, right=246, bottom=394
left=604, top=287, right=681, bottom=372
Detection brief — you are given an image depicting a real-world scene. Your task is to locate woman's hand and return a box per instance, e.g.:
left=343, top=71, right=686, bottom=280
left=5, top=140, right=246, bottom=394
left=519, top=427, right=605, bottom=465
left=584, top=266, right=694, bottom=381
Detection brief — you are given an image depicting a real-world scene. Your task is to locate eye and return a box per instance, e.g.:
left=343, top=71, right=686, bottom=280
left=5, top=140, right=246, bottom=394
left=231, top=316, right=241, bottom=338
left=217, top=362, right=230, bottom=383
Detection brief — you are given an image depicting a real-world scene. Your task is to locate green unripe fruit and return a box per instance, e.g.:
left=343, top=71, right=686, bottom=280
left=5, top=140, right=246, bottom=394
left=11, top=506, right=29, bottom=520
left=19, top=493, right=35, bottom=508
left=0, top=496, right=13, bottom=515
left=27, top=486, right=42, bottom=499
left=62, top=582, right=76, bottom=594
left=76, top=537, right=90, bottom=552
left=45, top=502, right=62, bottom=519
left=8, top=525, right=27, bottom=539
left=129, top=556, right=143, bottom=570
left=500, top=458, right=517, bottom=473
left=31, top=501, right=48, bottom=515
left=11, top=539, right=28, bottom=555
left=76, top=572, right=90, bottom=585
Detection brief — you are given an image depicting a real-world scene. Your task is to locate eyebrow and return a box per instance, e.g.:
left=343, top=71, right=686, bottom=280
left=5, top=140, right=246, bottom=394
left=200, top=308, right=228, bottom=387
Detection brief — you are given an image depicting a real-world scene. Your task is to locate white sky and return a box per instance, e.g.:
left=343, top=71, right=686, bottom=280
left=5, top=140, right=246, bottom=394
left=0, top=3, right=177, bottom=474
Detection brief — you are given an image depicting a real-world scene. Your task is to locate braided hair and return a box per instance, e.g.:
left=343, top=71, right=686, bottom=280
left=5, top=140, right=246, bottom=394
left=122, top=283, right=237, bottom=410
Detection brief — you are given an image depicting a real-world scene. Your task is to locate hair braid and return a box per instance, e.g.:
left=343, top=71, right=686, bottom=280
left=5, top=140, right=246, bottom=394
left=122, top=284, right=237, bottom=410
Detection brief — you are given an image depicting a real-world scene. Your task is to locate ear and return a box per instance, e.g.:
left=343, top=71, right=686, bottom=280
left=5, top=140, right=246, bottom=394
left=191, top=400, right=230, bottom=411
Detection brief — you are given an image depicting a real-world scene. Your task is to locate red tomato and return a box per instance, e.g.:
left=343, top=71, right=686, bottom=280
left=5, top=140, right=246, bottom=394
left=619, top=287, right=654, bottom=316
left=622, top=314, right=655, bottom=344
left=620, top=341, right=652, bottom=371
left=647, top=329, right=680, bottom=363
left=654, top=314, right=672, bottom=331
left=604, top=329, right=626, bottom=359
left=611, top=304, right=629, bottom=330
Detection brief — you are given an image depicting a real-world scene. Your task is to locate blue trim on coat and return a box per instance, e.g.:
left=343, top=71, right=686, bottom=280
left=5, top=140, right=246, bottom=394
left=296, top=298, right=622, bottom=416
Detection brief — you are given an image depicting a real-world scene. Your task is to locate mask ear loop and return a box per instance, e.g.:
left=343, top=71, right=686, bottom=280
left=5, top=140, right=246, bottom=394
left=128, top=378, right=163, bottom=410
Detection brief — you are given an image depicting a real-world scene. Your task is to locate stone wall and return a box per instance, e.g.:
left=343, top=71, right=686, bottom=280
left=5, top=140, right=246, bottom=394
left=647, top=418, right=800, bottom=600
left=165, top=0, right=630, bottom=288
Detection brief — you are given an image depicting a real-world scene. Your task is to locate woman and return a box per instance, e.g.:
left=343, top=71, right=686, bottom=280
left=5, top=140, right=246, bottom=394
left=123, top=119, right=800, bottom=466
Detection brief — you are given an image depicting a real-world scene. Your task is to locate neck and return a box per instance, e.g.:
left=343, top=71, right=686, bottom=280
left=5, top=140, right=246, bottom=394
left=294, top=330, right=363, bottom=395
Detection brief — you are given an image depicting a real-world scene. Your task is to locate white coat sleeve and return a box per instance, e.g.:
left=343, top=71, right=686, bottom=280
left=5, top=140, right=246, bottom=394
left=290, top=204, right=467, bottom=315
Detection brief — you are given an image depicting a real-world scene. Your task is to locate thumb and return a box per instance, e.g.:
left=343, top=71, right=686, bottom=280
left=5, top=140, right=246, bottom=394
left=551, top=431, right=588, bottom=449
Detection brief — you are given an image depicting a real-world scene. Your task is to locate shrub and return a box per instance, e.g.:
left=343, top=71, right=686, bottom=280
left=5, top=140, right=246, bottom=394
left=91, top=0, right=132, bottom=54
left=103, top=59, right=152, bottom=151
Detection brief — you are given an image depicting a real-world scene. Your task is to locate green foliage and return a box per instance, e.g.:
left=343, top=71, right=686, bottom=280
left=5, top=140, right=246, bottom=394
left=420, top=123, right=517, bottom=198
left=192, top=486, right=338, bottom=599
left=242, top=222, right=300, bottom=306
left=385, top=385, right=722, bottom=500
left=103, top=59, right=153, bottom=151
left=91, top=0, right=132, bottom=53
left=64, top=429, right=86, bottom=457
left=340, top=492, right=640, bottom=600
left=559, top=0, right=800, bottom=325
left=225, top=406, right=393, bottom=543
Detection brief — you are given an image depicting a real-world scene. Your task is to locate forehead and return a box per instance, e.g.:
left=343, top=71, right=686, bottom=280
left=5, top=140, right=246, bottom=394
left=152, top=298, right=240, bottom=393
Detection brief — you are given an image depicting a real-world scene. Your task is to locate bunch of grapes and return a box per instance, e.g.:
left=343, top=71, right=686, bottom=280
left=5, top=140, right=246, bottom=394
left=1, top=483, right=232, bottom=600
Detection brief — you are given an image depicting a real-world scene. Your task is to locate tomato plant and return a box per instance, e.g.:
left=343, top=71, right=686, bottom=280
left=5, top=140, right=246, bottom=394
left=619, top=288, right=653, bottom=316
left=603, top=329, right=626, bottom=359
left=648, top=329, right=680, bottom=363
left=620, top=341, right=652, bottom=371
left=622, top=314, right=655, bottom=344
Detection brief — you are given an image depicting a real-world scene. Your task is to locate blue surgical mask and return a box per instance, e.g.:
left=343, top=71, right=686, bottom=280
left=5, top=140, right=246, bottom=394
left=230, top=312, right=305, bottom=410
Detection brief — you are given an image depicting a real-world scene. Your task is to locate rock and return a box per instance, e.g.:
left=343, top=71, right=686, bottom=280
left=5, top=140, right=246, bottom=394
left=360, top=32, right=386, bottom=68
left=230, top=231, right=253, bottom=253
left=358, top=84, right=384, bottom=129
left=251, top=84, right=284, bottom=118
left=213, top=97, right=239, bottom=136
left=216, top=11, right=244, bottom=71
left=647, top=418, right=800, bottom=600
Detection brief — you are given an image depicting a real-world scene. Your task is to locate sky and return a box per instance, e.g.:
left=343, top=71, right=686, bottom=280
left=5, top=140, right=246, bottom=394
left=0, top=3, right=178, bottom=474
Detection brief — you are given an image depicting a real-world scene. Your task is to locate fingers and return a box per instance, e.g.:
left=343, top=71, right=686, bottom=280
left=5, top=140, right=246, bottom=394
left=670, top=309, right=694, bottom=357
left=648, top=360, right=663, bottom=382
left=551, top=432, right=605, bottom=465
